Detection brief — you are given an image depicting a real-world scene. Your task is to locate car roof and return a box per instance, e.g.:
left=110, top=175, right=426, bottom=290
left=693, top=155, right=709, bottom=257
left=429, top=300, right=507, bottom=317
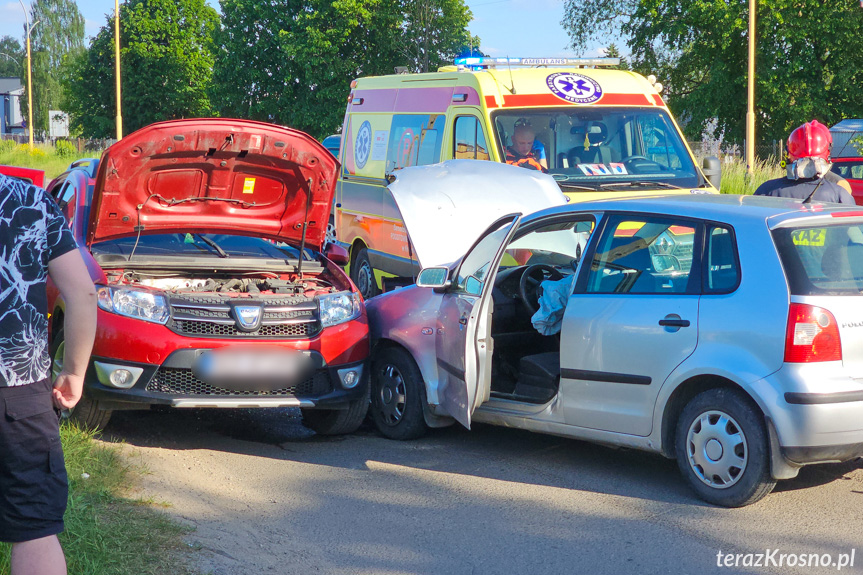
left=522, top=193, right=863, bottom=228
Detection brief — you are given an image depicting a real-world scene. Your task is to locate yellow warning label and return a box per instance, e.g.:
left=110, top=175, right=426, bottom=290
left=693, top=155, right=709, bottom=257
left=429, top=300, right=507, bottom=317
left=791, top=228, right=826, bottom=246
left=242, top=178, right=256, bottom=194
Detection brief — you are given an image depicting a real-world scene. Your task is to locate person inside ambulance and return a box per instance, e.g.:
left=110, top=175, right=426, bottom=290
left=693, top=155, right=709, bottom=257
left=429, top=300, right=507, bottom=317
left=506, top=119, right=548, bottom=172
left=754, top=120, right=854, bottom=204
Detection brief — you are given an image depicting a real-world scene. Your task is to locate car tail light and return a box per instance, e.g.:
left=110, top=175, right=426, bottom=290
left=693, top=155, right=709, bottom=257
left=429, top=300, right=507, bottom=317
left=784, top=303, right=842, bottom=363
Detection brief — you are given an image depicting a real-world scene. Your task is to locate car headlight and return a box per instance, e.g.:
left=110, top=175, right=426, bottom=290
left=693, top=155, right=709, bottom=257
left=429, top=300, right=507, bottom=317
left=317, top=291, right=361, bottom=328
left=96, top=286, right=170, bottom=324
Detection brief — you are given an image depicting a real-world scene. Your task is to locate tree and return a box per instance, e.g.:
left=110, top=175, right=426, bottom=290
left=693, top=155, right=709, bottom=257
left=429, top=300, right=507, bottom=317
left=399, top=0, right=478, bottom=73
left=0, top=36, right=24, bottom=78
left=64, top=0, right=218, bottom=138
left=212, top=0, right=477, bottom=139
left=561, top=0, right=863, bottom=146
left=604, top=44, right=630, bottom=71
left=24, top=0, right=85, bottom=136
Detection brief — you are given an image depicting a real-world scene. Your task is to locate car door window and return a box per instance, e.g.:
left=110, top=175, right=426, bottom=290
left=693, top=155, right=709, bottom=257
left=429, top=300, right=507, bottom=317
left=455, top=217, right=517, bottom=296
left=586, top=215, right=699, bottom=294
left=453, top=116, right=490, bottom=161
left=704, top=225, right=740, bottom=293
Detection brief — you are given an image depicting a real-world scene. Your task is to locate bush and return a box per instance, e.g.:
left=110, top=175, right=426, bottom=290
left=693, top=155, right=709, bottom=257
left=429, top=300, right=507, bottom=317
left=55, top=139, right=77, bottom=158
left=0, top=139, right=15, bottom=153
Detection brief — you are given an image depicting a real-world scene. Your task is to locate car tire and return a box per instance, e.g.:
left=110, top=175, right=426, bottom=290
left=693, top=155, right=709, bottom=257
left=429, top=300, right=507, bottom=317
left=371, top=347, right=428, bottom=440
left=301, top=387, right=369, bottom=436
left=675, top=388, right=775, bottom=507
left=351, top=247, right=377, bottom=300
left=50, top=329, right=113, bottom=431
left=324, top=216, right=337, bottom=249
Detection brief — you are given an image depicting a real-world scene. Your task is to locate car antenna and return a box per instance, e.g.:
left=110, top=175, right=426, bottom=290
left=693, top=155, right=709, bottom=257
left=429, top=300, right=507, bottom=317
left=295, top=178, right=313, bottom=278
left=506, top=55, right=516, bottom=94
left=802, top=133, right=853, bottom=204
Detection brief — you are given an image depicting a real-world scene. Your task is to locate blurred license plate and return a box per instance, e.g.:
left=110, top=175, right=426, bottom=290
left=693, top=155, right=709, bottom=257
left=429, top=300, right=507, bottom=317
left=193, top=348, right=312, bottom=390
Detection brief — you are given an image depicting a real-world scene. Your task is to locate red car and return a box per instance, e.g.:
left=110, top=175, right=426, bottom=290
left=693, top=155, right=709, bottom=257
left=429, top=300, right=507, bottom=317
left=0, top=164, right=45, bottom=187
left=831, top=157, right=863, bottom=204
left=46, top=119, right=369, bottom=433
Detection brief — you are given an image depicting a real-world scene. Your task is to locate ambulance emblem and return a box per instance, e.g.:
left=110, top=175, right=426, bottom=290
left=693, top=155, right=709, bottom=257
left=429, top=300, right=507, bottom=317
left=355, top=120, right=372, bottom=169
left=547, top=72, right=603, bottom=104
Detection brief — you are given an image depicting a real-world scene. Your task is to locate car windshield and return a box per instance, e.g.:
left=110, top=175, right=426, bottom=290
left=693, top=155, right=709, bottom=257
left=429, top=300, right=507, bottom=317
left=772, top=223, right=863, bottom=295
left=91, top=233, right=311, bottom=260
left=492, top=107, right=702, bottom=189
left=831, top=161, right=863, bottom=180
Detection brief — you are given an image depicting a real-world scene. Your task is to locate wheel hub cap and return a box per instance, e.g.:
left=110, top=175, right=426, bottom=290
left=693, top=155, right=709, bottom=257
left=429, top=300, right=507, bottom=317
left=686, top=410, right=748, bottom=489
left=378, top=365, right=407, bottom=426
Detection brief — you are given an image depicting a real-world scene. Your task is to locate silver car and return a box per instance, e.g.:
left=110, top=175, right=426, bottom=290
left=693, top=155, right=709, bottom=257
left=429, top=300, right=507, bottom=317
left=366, top=163, right=863, bottom=507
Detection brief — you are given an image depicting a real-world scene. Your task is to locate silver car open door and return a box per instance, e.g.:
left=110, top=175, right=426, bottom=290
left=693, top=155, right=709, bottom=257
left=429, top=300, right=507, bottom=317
left=436, top=214, right=521, bottom=428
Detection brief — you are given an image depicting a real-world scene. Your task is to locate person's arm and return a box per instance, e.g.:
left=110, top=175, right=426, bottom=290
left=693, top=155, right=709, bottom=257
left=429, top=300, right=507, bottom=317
left=47, top=249, right=97, bottom=409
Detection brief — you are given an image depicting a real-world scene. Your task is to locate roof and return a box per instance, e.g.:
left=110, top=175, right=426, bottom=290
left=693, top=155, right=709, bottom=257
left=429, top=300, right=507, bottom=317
left=831, top=120, right=863, bottom=158
left=832, top=119, right=863, bottom=132
left=0, top=77, right=22, bottom=94
left=522, top=193, right=863, bottom=228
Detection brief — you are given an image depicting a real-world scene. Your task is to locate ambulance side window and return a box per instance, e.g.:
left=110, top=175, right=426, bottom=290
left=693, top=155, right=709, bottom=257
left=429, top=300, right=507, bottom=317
left=387, top=114, right=445, bottom=170
left=453, top=116, right=490, bottom=161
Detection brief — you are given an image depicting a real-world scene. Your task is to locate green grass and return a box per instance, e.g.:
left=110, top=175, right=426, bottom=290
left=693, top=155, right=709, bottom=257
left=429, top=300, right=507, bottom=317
left=0, top=423, right=195, bottom=575
left=0, top=143, right=103, bottom=182
left=718, top=156, right=785, bottom=195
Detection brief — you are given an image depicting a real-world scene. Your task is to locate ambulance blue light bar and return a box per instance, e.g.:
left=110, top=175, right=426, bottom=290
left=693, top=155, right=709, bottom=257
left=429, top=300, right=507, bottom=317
left=453, top=57, right=621, bottom=68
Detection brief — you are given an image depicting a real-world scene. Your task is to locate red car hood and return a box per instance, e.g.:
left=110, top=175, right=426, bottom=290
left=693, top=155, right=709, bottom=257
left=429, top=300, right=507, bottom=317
left=87, top=119, right=338, bottom=249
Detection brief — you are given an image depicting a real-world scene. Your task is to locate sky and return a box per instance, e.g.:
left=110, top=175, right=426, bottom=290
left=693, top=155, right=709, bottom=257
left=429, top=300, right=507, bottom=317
left=0, top=0, right=613, bottom=60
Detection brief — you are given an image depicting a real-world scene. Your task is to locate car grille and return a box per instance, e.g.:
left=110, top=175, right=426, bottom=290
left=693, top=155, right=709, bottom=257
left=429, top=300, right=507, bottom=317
left=166, top=294, right=321, bottom=339
left=146, top=368, right=332, bottom=397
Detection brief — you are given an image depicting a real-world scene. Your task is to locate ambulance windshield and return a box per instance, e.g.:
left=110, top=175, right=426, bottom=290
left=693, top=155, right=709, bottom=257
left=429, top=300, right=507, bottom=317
left=492, top=108, right=702, bottom=189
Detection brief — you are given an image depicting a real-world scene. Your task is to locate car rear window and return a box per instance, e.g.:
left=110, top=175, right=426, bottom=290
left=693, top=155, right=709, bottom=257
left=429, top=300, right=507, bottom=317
left=772, top=223, right=863, bottom=295
left=831, top=161, right=863, bottom=180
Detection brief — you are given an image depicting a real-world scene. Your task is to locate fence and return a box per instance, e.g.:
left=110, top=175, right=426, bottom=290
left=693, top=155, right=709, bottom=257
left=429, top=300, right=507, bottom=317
left=0, top=134, right=117, bottom=152
left=689, top=140, right=785, bottom=163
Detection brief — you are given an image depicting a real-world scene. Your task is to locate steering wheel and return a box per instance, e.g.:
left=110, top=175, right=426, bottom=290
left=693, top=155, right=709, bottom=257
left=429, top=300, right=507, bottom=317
left=519, top=264, right=564, bottom=315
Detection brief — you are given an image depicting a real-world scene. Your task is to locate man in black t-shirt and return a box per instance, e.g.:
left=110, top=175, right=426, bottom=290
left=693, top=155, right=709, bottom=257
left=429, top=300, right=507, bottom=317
left=0, top=175, right=96, bottom=575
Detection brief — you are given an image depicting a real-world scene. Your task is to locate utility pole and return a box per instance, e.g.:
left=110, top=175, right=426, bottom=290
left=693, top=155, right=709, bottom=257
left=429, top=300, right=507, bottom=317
left=115, top=0, right=122, bottom=140
left=18, top=0, right=35, bottom=148
left=745, top=0, right=756, bottom=174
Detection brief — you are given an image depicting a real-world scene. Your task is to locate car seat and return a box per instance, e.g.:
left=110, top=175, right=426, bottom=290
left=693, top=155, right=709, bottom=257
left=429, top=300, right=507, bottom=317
left=597, top=235, right=657, bottom=293
left=568, top=122, right=612, bottom=166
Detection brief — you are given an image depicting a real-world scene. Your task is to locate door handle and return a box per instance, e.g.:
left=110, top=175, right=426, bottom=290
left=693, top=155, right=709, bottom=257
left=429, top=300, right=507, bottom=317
left=659, top=318, right=690, bottom=328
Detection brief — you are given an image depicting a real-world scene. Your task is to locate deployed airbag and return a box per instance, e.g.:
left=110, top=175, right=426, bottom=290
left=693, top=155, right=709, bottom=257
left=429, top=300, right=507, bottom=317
left=531, top=275, right=575, bottom=336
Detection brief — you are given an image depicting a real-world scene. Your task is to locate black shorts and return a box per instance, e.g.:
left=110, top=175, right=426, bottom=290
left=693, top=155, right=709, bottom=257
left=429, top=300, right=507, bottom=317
left=0, top=377, right=68, bottom=543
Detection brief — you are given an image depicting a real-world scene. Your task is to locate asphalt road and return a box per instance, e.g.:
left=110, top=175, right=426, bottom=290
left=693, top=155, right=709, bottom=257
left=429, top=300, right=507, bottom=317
left=103, top=408, right=863, bottom=575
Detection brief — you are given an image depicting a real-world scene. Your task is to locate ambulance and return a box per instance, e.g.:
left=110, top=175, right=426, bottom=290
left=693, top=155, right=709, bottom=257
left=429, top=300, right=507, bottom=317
left=334, top=57, right=721, bottom=298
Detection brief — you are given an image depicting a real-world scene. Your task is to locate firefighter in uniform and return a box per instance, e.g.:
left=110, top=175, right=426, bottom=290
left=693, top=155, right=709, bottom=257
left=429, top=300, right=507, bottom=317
left=754, top=120, right=854, bottom=204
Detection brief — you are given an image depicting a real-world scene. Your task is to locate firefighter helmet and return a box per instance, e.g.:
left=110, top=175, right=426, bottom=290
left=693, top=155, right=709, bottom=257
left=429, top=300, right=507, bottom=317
left=787, top=120, right=832, bottom=161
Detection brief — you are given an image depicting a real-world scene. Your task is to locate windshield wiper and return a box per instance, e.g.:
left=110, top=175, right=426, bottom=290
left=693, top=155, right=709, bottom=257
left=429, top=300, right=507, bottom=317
left=557, top=182, right=599, bottom=192
left=195, top=234, right=229, bottom=258
left=598, top=180, right=682, bottom=190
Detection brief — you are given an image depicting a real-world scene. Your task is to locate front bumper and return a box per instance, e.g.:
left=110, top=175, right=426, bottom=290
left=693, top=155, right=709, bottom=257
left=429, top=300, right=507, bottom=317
left=85, top=349, right=368, bottom=410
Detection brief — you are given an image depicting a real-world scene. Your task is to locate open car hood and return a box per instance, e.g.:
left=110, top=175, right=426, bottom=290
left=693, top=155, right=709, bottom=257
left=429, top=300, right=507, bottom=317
left=387, top=160, right=567, bottom=267
left=87, top=119, right=338, bottom=249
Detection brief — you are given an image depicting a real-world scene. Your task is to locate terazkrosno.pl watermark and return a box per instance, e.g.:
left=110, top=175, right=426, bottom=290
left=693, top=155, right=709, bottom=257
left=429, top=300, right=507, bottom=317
left=717, top=549, right=856, bottom=571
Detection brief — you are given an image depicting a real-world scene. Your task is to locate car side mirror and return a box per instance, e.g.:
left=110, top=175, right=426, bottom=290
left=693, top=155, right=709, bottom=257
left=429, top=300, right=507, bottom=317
left=417, top=267, right=450, bottom=290
left=702, top=156, right=722, bottom=190
left=324, top=243, right=349, bottom=266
